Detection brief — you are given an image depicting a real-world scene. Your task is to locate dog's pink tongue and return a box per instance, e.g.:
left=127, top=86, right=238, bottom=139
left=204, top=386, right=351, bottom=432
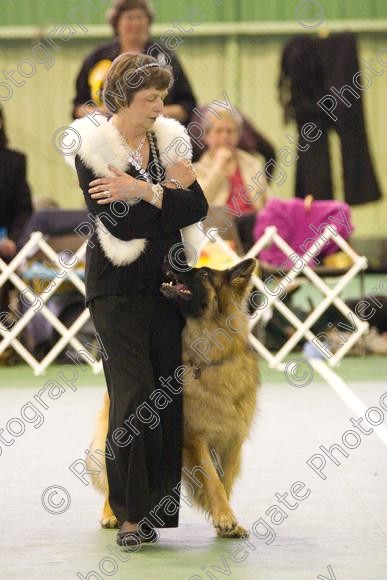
left=175, top=282, right=186, bottom=291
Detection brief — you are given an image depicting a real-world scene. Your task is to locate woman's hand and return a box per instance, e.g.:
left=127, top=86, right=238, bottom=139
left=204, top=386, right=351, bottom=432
left=213, top=148, right=236, bottom=174
left=88, top=165, right=143, bottom=204
left=165, top=160, right=196, bottom=189
left=214, top=147, right=234, bottom=166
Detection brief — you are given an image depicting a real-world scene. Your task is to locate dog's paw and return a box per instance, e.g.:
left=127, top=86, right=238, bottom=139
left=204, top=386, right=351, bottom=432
left=212, top=510, right=238, bottom=533
left=100, top=515, right=119, bottom=529
left=216, top=524, right=250, bottom=539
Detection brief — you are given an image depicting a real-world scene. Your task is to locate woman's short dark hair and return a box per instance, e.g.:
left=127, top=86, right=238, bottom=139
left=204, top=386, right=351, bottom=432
left=0, top=107, right=8, bottom=149
left=102, top=53, right=173, bottom=112
left=107, top=0, right=155, bottom=35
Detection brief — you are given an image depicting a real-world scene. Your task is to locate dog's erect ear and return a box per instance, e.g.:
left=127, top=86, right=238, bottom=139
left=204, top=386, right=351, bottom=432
left=228, top=259, right=257, bottom=288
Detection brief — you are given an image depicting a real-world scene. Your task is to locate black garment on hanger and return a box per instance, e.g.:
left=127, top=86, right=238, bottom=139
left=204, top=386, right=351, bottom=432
left=279, top=33, right=382, bottom=205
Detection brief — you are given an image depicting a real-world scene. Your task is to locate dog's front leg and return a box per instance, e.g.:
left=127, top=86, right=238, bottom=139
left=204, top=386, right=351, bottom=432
left=221, top=442, right=243, bottom=500
left=184, top=438, right=248, bottom=538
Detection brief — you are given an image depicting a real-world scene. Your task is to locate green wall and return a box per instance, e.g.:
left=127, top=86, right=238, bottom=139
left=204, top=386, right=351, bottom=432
left=239, top=0, right=387, bottom=21
left=1, top=0, right=386, bottom=26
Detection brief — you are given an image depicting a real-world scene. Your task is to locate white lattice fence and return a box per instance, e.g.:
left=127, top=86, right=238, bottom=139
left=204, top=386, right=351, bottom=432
left=1, top=227, right=369, bottom=379
left=209, top=226, right=369, bottom=373
left=0, top=231, right=102, bottom=375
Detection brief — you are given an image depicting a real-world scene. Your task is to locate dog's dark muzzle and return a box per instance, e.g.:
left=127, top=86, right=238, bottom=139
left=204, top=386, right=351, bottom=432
left=160, top=256, right=193, bottom=300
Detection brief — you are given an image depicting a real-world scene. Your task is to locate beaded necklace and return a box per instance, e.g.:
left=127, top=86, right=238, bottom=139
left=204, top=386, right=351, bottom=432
left=127, top=134, right=146, bottom=167
left=127, top=131, right=163, bottom=185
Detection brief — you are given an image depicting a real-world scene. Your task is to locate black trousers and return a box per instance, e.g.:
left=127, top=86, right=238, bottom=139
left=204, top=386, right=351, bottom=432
left=88, top=290, right=185, bottom=527
left=295, top=103, right=382, bottom=206
left=285, top=33, right=382, bottom=205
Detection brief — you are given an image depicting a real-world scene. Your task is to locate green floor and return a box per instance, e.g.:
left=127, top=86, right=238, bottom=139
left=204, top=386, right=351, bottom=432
left=1, top=354, right=386, bottom=387
left=0, top=357, right=386, bottom=579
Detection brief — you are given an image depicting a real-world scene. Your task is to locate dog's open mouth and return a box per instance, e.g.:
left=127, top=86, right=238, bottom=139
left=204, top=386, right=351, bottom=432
left=161, top=271, right=192, bottom=300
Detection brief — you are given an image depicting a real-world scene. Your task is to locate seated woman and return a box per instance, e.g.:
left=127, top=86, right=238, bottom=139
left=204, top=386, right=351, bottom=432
left=194, top=106, right=270, bottom=252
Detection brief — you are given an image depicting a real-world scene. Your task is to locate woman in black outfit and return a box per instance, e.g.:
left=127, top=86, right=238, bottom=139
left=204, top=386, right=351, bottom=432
left=70, top=52, right=208, bottom=547
left=72, top=0, right=196, bottom=124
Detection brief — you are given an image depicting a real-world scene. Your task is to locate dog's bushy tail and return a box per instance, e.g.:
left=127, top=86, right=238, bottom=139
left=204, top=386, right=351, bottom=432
left=85, top=391, right=109, bottom=495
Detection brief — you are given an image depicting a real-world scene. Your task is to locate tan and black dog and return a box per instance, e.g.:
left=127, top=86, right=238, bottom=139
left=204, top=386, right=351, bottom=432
left=87, top=258, right=260, bottom=538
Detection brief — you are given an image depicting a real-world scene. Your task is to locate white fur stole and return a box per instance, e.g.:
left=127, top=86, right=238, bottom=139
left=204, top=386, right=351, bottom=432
left=64, top=114, right=205, bottom=267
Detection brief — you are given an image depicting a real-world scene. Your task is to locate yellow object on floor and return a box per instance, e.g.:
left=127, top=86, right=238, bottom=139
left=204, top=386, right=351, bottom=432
left=323, top=251, right=353, bottom=269
left=197, top=241, right=238, bottom=269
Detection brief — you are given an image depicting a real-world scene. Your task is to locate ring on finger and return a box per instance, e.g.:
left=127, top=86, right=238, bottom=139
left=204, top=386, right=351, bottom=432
left=104, top=190, right=111, bottom=198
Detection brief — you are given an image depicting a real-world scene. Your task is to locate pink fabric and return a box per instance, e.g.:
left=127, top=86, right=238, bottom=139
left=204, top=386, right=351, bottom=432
left=253, top=198, right=354, bottom=266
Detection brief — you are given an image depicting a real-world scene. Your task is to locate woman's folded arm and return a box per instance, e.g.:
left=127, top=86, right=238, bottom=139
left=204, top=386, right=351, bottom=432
left=160, top=180, right=209, bottom=234
left=75, top=156, right=164, bottom=240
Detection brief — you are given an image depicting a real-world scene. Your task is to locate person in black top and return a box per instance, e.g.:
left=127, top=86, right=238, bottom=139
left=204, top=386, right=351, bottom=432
left=0, top=106, right=33, bottom=321
left=72, top=0, right=196, bottom=124
left=69, top=52, right=208, bottom=546
left=0, top=106, right=33, bottom=259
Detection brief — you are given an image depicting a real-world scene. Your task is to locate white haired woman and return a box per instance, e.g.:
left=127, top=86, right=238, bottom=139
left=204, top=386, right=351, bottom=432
left=194, top=107, right=270, bottom=251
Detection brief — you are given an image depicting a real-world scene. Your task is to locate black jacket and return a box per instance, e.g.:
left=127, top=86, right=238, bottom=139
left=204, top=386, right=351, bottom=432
left=0, top=148, right=33, bottom=243
left=72, top=39, right=197, bottom=123
left=75, top=155, right=208, bottom=303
